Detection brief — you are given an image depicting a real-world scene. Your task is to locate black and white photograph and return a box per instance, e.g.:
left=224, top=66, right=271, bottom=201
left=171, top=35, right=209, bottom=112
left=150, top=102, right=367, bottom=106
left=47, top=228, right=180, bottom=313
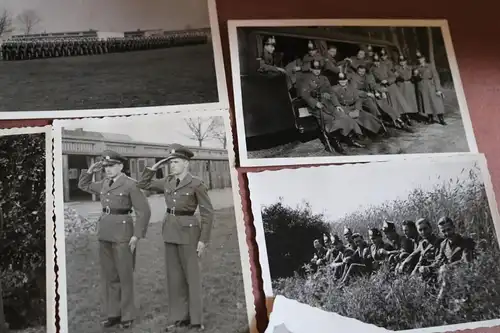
left=52, top=112, right=253, bottom=333
left=248, top=154, right=500, bottom=332
left=0, top=126, right=55, bottom=333
left=0, top=0, right=227, bottom=119
left=228, top=19, right=477, bottom=167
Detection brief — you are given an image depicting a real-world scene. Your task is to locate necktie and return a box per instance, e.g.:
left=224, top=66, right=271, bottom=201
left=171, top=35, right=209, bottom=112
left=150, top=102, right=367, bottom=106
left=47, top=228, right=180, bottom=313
left=109, top=179, right=114, bottom=187
left=175, top=178, right=180, bottom=187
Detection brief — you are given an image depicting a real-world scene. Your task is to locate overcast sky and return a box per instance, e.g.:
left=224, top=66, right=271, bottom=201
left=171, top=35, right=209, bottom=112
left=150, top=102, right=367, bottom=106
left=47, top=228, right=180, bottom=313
left=1, top=0, right=209, bottom=34
left=248, top=157, right=481, bottom=223
left=63, top=115, right=225, bottom=149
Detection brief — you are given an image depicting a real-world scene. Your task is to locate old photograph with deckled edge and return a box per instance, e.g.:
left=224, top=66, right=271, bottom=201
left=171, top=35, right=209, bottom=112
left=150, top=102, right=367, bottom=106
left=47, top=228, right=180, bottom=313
left=52, top=110, right=253, bottom=333
left=0, top=0, right=228, bottom=120
left=248, top=154, right=500, bottom=332
left=0, top=126, right=55, bottom=333
left=228, top=19, right=477, bottom=167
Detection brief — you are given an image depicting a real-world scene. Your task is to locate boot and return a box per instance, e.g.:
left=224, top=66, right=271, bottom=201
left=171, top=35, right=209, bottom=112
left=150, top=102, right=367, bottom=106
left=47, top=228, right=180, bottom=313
left=404, top=114, right=413, bottom=126
left=344, top=134, right=366, bottom=148
left=438, top=114, right=447, bottom=125
left=327, top=135, right=346, bottom=155
left=427, top=115, right=435, bottom=124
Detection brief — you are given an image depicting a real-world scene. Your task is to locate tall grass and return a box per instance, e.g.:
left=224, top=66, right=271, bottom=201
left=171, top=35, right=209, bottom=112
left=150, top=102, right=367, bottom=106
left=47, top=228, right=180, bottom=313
left=270, top=165, right=500, bottom=330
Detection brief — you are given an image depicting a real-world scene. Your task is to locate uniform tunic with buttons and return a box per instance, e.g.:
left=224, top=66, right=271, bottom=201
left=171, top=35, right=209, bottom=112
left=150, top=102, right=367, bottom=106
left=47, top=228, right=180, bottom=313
left=414, top=63, right=445, bottom=115
left=78, top=171, right=151, bottom=322
left=371, top=63, right=417, bottom=114
left=331, top=83, right=382, bottom=134
left=137, top=168, right=214, bottom=325
left=257, top=49, right=282, bottom=77
left=394, top=64, right=419, bottom=112
left=78, top=172, right=151, bottom=242
left=137, top=168, right=214, bottom=245
left=297, top=72, right=362, bottom=136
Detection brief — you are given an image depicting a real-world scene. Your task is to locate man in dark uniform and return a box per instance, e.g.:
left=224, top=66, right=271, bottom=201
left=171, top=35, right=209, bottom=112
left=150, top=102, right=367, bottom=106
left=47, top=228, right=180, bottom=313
left=331, top=72, right=384, bottom=137
left=301, top=40, right=325, bottom=72
left=310, top=239, right=329, bottom=270
left=380, top=221, right=415, bottom=271
left=297, top=60, right=364, bottom=154
left=137, top=144, right=214, bottom=332
left=367, top=228, right=395, bottom=270
left=398, top=218, right=443, bottom=277
left=257, top=36, right=286, bottom=76
left=343, top=227, right=357, bottom=251
left=79, top=150, right=151, bottom=329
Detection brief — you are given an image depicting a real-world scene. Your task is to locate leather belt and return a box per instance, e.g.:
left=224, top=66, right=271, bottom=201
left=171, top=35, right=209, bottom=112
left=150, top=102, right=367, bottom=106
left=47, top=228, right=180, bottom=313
left=102, top=207, right=132, bottom=215
left=166, top=208, right=195, bottom=216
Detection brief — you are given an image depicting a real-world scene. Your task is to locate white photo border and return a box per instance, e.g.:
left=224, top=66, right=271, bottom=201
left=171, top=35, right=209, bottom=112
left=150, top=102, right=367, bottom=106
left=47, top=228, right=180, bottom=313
left=248, top=153, right=500, bottom=333
left=0, top=125, right=55, bottom=333
left=228, top=19, right=478, bottom=167
left=0, top=0, right=229, bottom=120
left=52, top=109, right=254, bottom=333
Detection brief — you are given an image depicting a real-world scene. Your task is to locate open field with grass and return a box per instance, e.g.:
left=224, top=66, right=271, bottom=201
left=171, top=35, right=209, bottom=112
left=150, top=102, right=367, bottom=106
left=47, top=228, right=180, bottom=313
left=0, top=44, right=218, bottom=112
left=267, top=165, right=500, bottom=331
left=64, top=201, right=248, bottom=333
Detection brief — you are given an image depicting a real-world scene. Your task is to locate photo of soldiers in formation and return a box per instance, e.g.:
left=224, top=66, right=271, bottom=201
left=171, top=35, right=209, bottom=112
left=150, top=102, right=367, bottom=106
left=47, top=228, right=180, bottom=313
left=0, top=0, right=221, bottom=113
left=1, top=31, right=209, bottom=61
left=235, top=25, right=471, bottom=159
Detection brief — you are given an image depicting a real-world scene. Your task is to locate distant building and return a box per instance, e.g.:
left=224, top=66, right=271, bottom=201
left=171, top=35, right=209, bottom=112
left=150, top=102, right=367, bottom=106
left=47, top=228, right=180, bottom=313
left=62, top=129, right=230, bottom=202
left=10, top=30, right=124, bottom=40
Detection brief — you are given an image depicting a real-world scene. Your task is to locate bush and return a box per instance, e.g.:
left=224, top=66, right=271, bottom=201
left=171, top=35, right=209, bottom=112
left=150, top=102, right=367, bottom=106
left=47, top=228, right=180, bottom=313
left=0, top=133, right=46, bottom=329
left=262, top=200, right=330, bottom=279
left=271, top=164, right=500, bottom=330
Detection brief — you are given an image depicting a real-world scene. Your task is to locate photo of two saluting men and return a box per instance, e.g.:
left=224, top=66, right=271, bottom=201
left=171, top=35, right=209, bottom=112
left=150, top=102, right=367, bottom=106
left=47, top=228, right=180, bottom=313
left=60, top=117, right=248, bottom=333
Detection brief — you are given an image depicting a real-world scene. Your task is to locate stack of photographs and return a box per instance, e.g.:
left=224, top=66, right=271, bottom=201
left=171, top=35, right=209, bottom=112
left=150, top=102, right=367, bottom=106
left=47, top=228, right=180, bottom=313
left=227, top=19, right=500, bottom=333
left=0, top=2, right=498, bottom=333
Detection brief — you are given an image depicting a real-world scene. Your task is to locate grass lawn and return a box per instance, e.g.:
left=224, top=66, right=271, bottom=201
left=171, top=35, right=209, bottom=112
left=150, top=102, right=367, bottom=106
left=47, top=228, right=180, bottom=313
left=0, top=44, right=218, bottom=112
left=64, top=207, right=248, bottom=333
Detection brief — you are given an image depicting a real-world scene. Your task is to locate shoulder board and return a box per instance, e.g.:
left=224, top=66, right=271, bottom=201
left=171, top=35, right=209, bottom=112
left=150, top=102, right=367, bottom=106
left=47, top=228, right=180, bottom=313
left=126, top=175, right=137, bottom=182
left=191, top=176, right=207, bottom=186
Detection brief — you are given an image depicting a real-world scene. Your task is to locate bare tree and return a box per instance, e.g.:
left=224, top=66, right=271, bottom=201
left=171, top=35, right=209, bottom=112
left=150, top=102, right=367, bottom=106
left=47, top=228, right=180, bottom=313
left=0, top=9, right=12, bottom=38
left=184, top=117, right=218, bottom=147
left=16, top=9, right=41, bottom=35
left=209, top=117, right=228, bottom=149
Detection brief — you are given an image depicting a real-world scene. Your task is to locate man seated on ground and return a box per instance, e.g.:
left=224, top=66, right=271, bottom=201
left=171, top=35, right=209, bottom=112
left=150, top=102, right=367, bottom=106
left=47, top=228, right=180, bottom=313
left=340, top=233, right=373, bottom=284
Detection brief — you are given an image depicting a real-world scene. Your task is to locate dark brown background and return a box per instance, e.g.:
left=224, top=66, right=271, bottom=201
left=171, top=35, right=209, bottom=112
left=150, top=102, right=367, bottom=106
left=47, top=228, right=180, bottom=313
left=2, top=0, right=499, bottom=332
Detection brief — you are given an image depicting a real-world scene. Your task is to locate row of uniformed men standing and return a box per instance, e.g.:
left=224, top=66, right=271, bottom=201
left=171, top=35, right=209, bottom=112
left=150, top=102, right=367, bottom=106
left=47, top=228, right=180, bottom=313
left=77, top=144, right=213, bottom=332
left=1, top=32, right=208, bottom=61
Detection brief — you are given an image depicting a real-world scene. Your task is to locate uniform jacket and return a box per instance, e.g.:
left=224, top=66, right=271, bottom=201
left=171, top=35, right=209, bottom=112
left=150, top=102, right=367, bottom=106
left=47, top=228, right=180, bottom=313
left=301, top=53, right=325, bottom=71
left=323, top=54, right=345, bottom=74
left=415, top=63, right=442, bottom=90
left=78, top=172, right=151, bottom=243
left=347, top=56, right=371, bottom=73
left=371, top=63, right=397, bottom=85
left=431, top=234, right=475, bottom=267
left=331, top=84, right=363, bottom=110
left=394, top=64, right=415, bottom=82
left=348, top=72, right=379, bottom=95
left=137, top=168, right=214, bottom=245
left=257, top=49, right=280, bottom=73
left=297, top=72, right=336, bottom=109
left=403, top=235, right=443, bottom=269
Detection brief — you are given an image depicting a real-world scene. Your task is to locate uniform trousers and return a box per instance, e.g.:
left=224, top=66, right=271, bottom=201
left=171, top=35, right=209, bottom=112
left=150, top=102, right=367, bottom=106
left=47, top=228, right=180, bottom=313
left=99, top=241, right=136, bottom=322
left=164, top=242, right=203, bottom=325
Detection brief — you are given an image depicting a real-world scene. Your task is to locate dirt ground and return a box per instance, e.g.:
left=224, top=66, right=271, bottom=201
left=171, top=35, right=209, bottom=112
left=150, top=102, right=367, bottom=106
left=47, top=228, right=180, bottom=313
left=0, top=44, right=218, bottom=112
left=64, top=203, right=248, bottom=333
left=248, top=90, right=470, bottom=159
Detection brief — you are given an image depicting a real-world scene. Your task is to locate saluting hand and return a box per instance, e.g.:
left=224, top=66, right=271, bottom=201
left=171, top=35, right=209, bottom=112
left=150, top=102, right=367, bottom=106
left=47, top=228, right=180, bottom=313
left=197, top=241, right=206, bottom=258
left=129, top=236, right=138, bottom=253
left=87, top=161, right=103, bottom=173
left=151, top=158, right=170, bottom=171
